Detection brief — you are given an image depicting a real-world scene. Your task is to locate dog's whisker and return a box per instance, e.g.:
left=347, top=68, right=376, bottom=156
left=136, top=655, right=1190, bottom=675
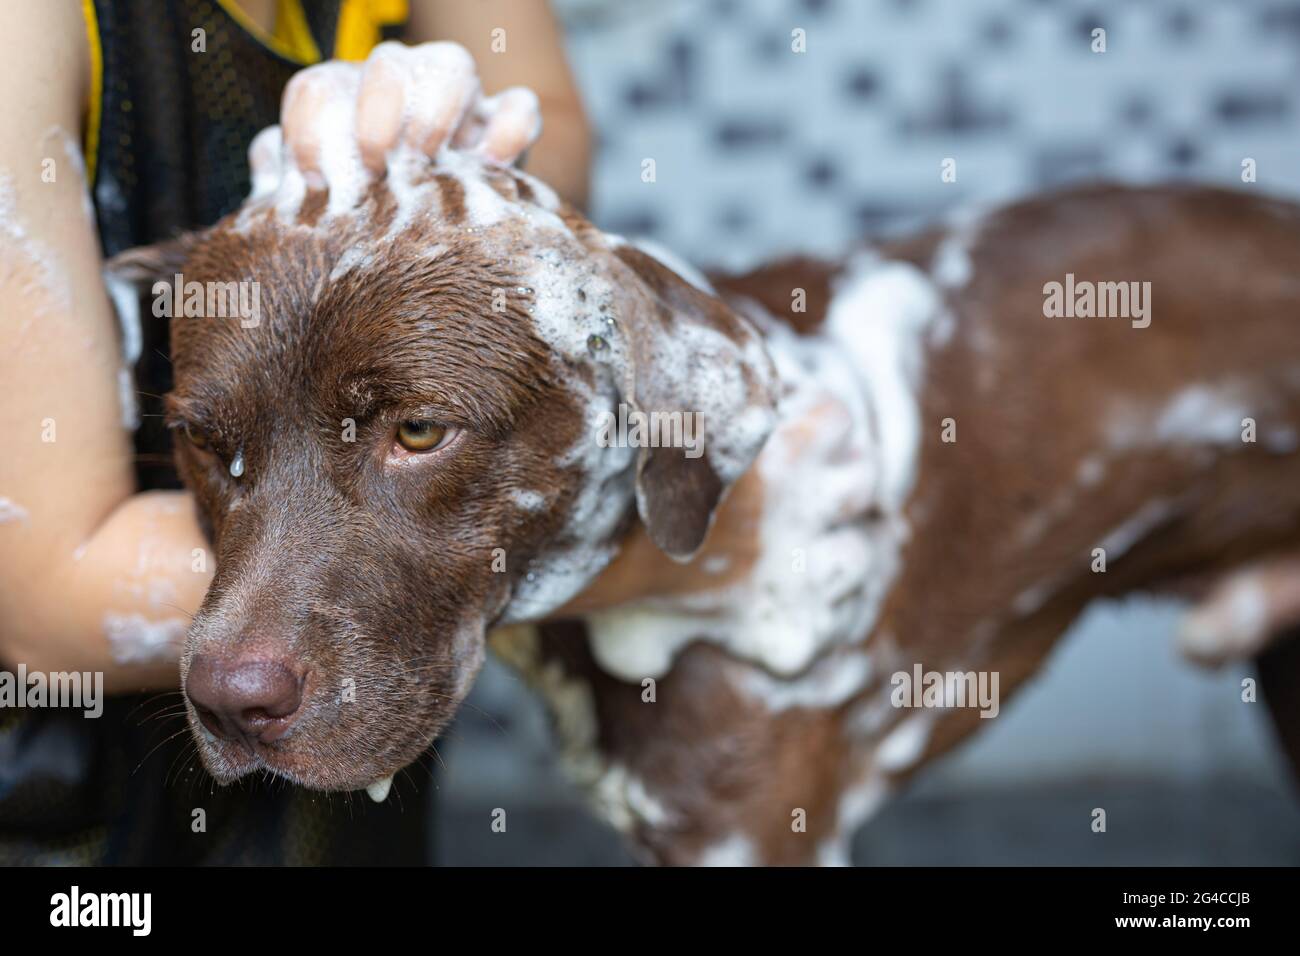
left=164, top=738, right=199, bottom=788
left=124, top=690, right=186, bottom=721
left=131, top=726, right=195, bottom=777
left=140, top=706, right=190, bottom=724
left=426, top=741, right=448, bottom=774
left=152, top=601, right=196, bottom=622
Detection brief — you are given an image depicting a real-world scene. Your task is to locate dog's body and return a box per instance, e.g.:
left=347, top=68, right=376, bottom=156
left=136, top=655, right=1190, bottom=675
left=492, top=185, right=1300, bottom=864
left=115, top=71, right=1300, bottom=864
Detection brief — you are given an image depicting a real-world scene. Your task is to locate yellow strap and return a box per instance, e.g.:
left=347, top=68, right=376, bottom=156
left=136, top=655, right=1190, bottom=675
left=272, top=0, right=323, bottom=63
left=219, top=0, right=408, bottom=64
left=80, top=0, right=103, bottom=184
left=216, top=0, right=321, bottom=64
left=334, top=0, right=409, bottom=61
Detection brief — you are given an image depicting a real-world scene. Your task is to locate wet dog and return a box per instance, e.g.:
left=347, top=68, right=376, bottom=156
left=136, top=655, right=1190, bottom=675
left=112, top=47, right=1300, bottom=864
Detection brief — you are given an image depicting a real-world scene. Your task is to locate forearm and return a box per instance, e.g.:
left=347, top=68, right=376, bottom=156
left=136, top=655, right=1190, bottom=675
left=527, top=95, right=591, bottom=211
left=0, top=0, right=213, bottom=693
left=0, top=490, right=211, bottom=692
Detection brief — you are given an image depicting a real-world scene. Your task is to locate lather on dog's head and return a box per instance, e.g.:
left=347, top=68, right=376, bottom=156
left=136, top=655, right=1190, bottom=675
left=112, top=151, right=777, bottom=793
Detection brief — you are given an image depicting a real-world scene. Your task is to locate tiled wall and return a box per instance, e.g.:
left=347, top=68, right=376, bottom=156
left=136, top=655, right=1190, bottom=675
left=567, top=0, right=1300, bottom=270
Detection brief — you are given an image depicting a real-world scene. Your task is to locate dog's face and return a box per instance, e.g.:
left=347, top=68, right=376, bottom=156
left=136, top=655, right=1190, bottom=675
left=116, top=155, right=776, bottom=793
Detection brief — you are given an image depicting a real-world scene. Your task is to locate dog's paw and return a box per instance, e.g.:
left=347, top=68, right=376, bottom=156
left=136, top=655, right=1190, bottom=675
left=247, top=42, right=542, bottom=205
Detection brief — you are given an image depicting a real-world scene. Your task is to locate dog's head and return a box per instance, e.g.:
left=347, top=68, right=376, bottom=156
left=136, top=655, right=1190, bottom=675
left=112, top=152, right=777, bottom=793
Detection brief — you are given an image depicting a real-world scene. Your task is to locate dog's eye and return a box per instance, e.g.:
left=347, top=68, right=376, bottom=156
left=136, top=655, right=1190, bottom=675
left=183, top=424, right=209, bottom=450
left=396, top=420, right=448, bottom=452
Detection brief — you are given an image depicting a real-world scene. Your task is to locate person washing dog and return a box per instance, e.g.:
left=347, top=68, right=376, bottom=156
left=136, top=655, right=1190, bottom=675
left=0, top=0, right=588, bottom=864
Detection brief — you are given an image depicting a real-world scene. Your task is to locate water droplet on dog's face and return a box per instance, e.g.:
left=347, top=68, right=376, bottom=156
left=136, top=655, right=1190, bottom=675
left=229, top=450, right=245, bottom=478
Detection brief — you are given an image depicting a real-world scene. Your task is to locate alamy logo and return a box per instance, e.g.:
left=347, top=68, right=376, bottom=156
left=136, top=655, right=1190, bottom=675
left=891, top=664, right=1000, bottom=718
left=50, top=886, right=151, bottom=936
left=152, top=273, right=261, bottom=327
left=1042, top=273, right=1151, bottom=328
left=595, top=403, right=704, bottom=458
left=0, top=665, right=102, bottom=718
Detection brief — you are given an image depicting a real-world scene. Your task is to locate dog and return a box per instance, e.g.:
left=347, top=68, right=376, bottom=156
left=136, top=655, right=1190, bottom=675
left=110, top=46, right=1300, bottom=865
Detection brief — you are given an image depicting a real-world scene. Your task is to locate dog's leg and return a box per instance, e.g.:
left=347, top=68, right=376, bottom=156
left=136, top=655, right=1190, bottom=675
left=491, top=622, right=883, bottom=865
left=1257, top=626, right=1300, bottom=788
left=1178, top=552, right=1300, bottom=785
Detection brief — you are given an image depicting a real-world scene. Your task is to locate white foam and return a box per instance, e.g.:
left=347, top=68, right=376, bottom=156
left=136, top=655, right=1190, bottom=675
left=0, top=497, right=29, bottom=524
left=45, top=126, right=95, bottom=222
left=237, top=43, right=545, bottom=232
left=695, top=832, right=758, bottom=867
left=932, top=202, right=991, bottom=292
left=1108, top=383, right=1255, bottom=451
left=511, top=489, right=546, bottom=513
left=874, top=712, right=935, bottom=772
left=736, top=649, right=874, bottom=711
left=824, top=253, right=952, bottom=510
left=247, top=125, right=284, bottom=200
left=1098, top=498, right=1175, bottom=560
left=629, top=237, right=715, bottom=293
left=297, top=62, right=369, bottom=216
left=0, top=169, right=73, bottom=319
left=931, top=233, right=973, bottom=289
left=586, top=299, right=909, bottom=678
left=1012, top=580, right=1057, bottom=616
left=103, top=613, right=186, bottom=664
left=1179, top=576, right=1270, bottom=663
left=104, top=270, right=142, bottom=429
left=834, top=773, right=891, bottom=837
left=592, top=763, right=675, bottom=832
left=1154, top=385, right=1251, bottom=446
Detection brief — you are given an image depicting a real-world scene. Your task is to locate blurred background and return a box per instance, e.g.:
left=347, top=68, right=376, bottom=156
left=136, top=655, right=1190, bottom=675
left=433, top=0, right=1300, bottom=864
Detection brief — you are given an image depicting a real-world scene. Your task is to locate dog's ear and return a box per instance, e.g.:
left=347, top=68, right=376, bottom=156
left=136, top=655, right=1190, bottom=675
left=99, top=237, right=197, bottom=424
left=104, top=235, right=195, bottom=285
left=611, top=245, right=778, bottom=561
left=102, top=235, right=196, bottom=342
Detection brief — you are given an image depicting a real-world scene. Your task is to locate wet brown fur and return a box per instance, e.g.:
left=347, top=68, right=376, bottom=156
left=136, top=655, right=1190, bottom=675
left=119, top=180, right=1300, bottom=861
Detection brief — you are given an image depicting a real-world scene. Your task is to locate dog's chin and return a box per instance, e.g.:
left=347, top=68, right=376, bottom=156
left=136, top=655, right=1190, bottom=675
left=189, top=712, right=454, bottom=794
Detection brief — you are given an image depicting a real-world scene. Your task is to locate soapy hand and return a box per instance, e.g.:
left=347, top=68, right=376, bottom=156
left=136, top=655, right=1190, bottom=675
left=248, top=41, right=542, bottom=202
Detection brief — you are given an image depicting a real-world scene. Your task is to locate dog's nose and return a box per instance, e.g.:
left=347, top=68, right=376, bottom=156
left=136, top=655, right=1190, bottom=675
left=186, top=654, right=304, bottom=744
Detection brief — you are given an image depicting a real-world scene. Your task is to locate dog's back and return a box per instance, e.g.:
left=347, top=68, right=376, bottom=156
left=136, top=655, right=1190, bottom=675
left=514, top=185, right=1300, bottom=864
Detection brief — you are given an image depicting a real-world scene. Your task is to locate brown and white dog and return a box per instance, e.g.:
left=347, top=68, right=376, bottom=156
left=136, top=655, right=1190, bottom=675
left=113, top=46, right=1300, bottom=865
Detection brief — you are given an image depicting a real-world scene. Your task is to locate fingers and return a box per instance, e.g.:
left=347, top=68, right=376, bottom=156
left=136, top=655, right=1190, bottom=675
left=355, top=41, right=481, bottom=173
left=281, top=61, right=362, bottom=190
left=263, top=40, right=544, bottom=209
left=477, top=87, right=543, bottom=165
left=247, top=125, right=283, bottom=199
left=1179, top=557, right=1300, bottom=667
left=400, top=42, right=481, bottom=157
left=354, top=45, right=408, bottom=174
